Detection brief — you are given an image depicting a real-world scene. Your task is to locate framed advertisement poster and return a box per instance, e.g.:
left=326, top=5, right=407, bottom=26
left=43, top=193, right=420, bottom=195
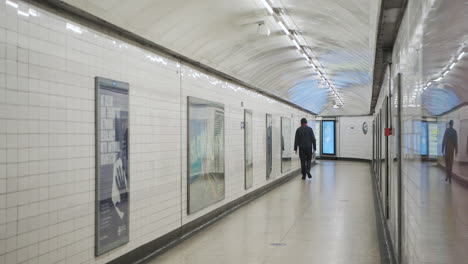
left=244, top=110, right=253, bottom=189
left=95, top=77, right=129, bottom=256
left=281, top=117, right=292, bottom=173
left=266, top=114, right=273, bottom=179
left=187, top=97, right=225, bottom=214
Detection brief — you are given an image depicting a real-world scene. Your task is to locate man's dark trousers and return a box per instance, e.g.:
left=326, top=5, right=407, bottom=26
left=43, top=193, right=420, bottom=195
left=299, top=147, right=312, bottom=177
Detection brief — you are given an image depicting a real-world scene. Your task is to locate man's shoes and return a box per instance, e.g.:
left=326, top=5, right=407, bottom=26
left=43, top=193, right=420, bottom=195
left=307, top=172, right=312, bottom=179
left=302, top=175, right=306, bottom=180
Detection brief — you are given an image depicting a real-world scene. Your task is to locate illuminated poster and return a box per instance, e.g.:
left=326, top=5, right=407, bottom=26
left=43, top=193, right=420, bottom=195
left=437, top=121, right=446, bottom=156
left=266, top=114, right=273, bottom=179
left=322, top=121, right=335, bottom=155
left=315, top=122, right=321, bottom=157
left=421, top=121, right=428, bottom=156
left=95, top=77, right=129, bottom=256
left=244, top=110, right=253, bottom=189
left=428, top=122, right=438, bottom=157
left=281, top=117, right=292, bottom=173
left=188, top=97, right=225, bottom=214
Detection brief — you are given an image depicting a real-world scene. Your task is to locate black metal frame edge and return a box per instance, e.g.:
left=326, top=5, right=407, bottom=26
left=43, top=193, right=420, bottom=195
left=108, top=168, right=302, bottom=264
left=370, top=166, right=397, bottom=264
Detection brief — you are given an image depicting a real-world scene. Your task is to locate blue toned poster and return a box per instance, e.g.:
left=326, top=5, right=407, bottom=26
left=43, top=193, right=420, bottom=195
left=95, top=77, right=129, bottom=256
left=322, top=121, right=335, bottom=155
left=421, top=121, right=428, bottom=156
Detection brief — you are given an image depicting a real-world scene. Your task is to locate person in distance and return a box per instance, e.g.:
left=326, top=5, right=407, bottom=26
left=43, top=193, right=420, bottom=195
left=294, top=118, right=316, bottom=180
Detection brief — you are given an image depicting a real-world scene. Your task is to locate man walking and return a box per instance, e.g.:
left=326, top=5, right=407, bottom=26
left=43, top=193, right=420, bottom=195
left=442, top=120, right=458, bottom=183
left=294, top=118, right=316, bottom=179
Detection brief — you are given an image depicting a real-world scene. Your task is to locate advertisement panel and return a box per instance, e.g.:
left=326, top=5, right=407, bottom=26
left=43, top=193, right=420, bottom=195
left=245, top=110, right=253, bottom=189
left=281, top=117, right=292, bottom=173
left=95, top=77, right=129, bottom=256
left=322, top=120, right=336, bottom=155
left=188, top=97, right=225, bottom=214
left=266, top=114, right=273, bottom=179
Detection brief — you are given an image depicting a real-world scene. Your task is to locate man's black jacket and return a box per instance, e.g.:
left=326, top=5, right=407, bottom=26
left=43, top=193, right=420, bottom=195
left=294, top=125, right=316, bottom=151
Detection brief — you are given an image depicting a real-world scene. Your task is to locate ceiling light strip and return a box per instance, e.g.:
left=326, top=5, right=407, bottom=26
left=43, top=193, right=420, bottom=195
left=422, top=49, right=466, bottom=92
left=261, top=0, right=344, bottom=106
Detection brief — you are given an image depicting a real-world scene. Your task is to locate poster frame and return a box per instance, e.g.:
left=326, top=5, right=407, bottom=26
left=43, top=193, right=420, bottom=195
left=266, top=113, right=273, bottom=179
left=244, top=109, right=253, bottom=189
left=280, top=117, right=292, bottom=173
left=186, top=96, right=226, bottom=214
left=95, top=76, right=130, bottom=256
left=321, top=120, right=336, bottom=156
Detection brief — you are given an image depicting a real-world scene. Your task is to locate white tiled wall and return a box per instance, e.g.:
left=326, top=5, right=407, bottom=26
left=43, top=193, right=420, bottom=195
left=0, top=1, right=312, bottom=263
left=337, top=116, right=373, bottom=160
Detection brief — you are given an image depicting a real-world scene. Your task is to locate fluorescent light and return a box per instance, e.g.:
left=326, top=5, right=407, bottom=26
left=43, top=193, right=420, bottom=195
left=292, top=39, right=301, bottom=50
left=443, top=71, right=449, bottom=76
left=261, top=0, right=274, bottom=15
left=17, top=10, right=29, bottom=17
left=280, top=12, right=289, bottom=26
left=6, top=0, right=18, bottom=8
left=434, top=77, right=443, bottom=81
left=277, top=21, right=289, bottom=35
left=427, top=82, right=432, bottom=86
left=5, top=0, right=18, bottom=8
left=457, top=51, right=465, bottom=60
left=66, top=23, right=83, bottom=34
left=29, top=8, right=38, bottom=17
left=449, top=62, right=456, bottom=70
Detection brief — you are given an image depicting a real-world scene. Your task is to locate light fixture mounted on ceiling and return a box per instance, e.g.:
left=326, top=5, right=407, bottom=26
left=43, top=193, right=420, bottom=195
left=257, top=21, right=271, bottom=36
left=422, top=48, right=466, bottom=93
left=259, top=0, right=344, bottom=106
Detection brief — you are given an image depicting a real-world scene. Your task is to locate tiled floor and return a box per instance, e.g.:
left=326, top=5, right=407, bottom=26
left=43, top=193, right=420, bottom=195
left=148, top=161, right=381, bottom=264
left=414, top=162, right=468, bottom=263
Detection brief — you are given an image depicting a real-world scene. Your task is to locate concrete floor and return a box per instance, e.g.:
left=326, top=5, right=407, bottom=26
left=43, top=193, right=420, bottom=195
left=149, top=161, right=381, bottom=264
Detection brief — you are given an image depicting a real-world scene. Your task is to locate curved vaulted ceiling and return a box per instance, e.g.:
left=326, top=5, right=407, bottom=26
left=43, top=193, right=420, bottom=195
left=418, top=0, right=468, bottom=116
left=62, top=0, right=380, bottom=115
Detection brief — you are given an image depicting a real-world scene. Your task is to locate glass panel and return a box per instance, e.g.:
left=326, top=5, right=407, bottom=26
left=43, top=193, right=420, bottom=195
left=281, top=117, right=292, bottom=173
left=322, top=121, right=335, bottom=155
left=187, top=97, right=225, bottom=214
left=244, top=110, right=253, bottom=189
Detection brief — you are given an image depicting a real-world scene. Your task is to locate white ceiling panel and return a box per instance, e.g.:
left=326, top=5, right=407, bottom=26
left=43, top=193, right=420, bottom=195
left=63, top=0, right=380, bottom=115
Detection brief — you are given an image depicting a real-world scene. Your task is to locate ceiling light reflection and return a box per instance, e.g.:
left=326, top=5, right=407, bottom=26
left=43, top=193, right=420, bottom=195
left=261, top=0, right=274, bottom=15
